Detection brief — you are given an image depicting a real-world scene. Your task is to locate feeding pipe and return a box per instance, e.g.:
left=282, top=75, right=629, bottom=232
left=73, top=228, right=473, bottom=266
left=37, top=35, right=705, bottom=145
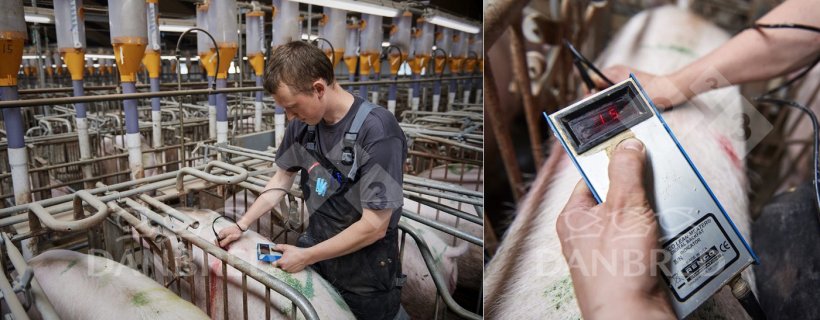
left=109, top=0, right=148, bottom=180
left=270, top=0, right=300, bottom=147
left=208, top=0, right=239, bottom=144
left=246, top=3, right=265, bottom=132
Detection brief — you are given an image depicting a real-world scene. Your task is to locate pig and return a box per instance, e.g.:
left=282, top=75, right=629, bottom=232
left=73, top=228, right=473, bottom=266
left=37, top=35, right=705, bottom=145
left=408, top=165, right=484, bottom=291
left=399, top=218, right=468, bottom=319
left=222, top=190, right=305, bottom=244
left=219, top=192, right=469, bottom=319
left=403, top=196, right=482, bottom=292
left=484, top=5, right=756, bottom=319
left=139, top=208, right=356, bottom=320
left=101, top=134, right=160, bottom=185
left=28, top=249, right=209, bottom=320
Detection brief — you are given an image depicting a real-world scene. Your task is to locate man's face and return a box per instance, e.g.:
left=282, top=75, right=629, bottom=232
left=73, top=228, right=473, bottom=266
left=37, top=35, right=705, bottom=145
left=273, top=83, right=324, bottom=125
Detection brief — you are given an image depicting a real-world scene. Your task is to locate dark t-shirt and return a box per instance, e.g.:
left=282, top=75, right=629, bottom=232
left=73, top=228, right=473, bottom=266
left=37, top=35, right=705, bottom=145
left=275, top=95, right=407, bottom=229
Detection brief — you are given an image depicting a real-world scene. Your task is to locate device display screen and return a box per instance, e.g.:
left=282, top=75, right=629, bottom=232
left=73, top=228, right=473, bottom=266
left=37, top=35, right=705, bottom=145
left=560, top=85, right=651, bottom=153
left=260, top=244, right=272, bottom=255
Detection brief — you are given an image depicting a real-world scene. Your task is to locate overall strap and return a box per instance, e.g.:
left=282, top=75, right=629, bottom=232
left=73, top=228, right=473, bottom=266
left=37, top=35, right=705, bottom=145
left=343, top=102, right=377, bottom=180
left=306, top=125, right=317, bottom=151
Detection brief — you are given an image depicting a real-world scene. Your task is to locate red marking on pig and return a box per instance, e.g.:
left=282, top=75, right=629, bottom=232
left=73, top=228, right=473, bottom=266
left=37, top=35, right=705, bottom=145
left=716, top=134, right=742, bottom=170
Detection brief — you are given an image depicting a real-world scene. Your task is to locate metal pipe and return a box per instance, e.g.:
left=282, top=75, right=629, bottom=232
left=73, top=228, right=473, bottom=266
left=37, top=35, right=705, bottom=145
left=405, top=193, right=482, bottom=225
left=1, top=233, right=59, bottom=320
left=1, top=76, right=480, bottom=108
left=0, top=156, right=256, bottom=219
left=255, top=76, right=263, bottom=132
left=175, top=161, right=249, bottom=194
left=121, top=82, right=145, bottom=180
left=208, top=76, right=217, bottom=139
left=401, top=209, right=484, bottom=246
left=138, top=194, right=199, bottom=229
left=484, top=62, right=524, bottom=200
left=119, top=198, right=320, bottom=320
left=485, top=0, right=528, bottom=48
left=0, top=245, right=30, bottom=320
left=150, top=77, right=162, bottom=149
left=29, top=190, right=109, bottom=232
left=510, top=23, right=544, bottom=167
left=1, top=86, right=31, bottom=205
left=216, top=78, right=229, bottom=143
left=106, top=201, right=165, bottom=243
left=403, top=186, right=483, bottom=206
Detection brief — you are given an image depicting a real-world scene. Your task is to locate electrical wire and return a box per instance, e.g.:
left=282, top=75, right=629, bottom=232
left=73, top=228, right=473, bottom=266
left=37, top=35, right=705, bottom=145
left=563, top=39, right=615, bottom=90
left=750, top=22, right=820, bottom=218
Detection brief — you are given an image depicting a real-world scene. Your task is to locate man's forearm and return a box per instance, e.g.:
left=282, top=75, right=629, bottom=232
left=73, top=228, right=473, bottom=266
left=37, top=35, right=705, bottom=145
left=303, top=208, right=392, bottom=264
left=237, top=169, right=296, bottom=229
left=671, top=0, right=819, bottom=98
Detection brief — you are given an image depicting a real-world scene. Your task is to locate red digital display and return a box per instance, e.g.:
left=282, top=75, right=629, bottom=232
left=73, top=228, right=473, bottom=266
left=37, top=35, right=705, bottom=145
left=566, top=94, right=643, bottom=145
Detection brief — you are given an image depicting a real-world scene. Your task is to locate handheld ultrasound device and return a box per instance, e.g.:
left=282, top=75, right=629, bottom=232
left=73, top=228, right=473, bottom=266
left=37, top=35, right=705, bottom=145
left=257, top=243, right=282, bottom=263
left=545, top=75, right=758, bottom=318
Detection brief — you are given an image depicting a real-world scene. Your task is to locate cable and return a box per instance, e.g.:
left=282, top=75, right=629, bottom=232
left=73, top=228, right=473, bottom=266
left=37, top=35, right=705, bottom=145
left=756, top=97, right=820, bottom=221
left=730, top=276, right=767, bottom=320
left=753, top=23, right=820, bottom=34
left=735, top=21, right=820, bottom=320
left=212, top=187, right=300, bottom=244
left=750, top=23, right=820, bottom=217
left=563, top=39, right=615, bottom=91
left=310, top=37, right=336, bottom=68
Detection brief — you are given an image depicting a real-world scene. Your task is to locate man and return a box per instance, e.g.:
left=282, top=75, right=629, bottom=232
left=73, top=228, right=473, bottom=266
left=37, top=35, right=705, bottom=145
left=218, top=41, right=408, bottom=320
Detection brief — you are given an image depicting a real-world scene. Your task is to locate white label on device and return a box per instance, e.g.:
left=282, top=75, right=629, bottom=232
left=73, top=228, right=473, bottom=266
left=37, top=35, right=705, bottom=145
left=661, top=213, right=739, bottom=301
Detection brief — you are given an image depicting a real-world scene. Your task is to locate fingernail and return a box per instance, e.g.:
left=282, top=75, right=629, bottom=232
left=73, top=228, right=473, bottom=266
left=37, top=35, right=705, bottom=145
left=618, top=138, right=643, bottom=151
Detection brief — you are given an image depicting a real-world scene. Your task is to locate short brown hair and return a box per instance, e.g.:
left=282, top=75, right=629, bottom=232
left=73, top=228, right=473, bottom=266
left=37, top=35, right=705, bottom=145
left=263, top=41, right=335, bottom=95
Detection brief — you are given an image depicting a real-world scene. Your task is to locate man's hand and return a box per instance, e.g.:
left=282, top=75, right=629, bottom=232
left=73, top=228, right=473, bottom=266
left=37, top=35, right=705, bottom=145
left=556, top=138, right=674, bottom=319
left=273, top=244, right=314, bottom=273
left=589, top=65, right=688, bottom=110
left=217, top=224, right=243, bottom=248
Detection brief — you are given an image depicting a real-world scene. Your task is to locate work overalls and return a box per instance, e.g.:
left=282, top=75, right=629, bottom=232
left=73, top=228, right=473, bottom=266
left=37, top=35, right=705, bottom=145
left=295, top=101, right=405, bottom=320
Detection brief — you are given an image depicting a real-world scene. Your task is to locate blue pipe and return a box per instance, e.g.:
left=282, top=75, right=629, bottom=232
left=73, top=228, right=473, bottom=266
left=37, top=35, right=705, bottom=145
left=122, top=82, right=139, bottom=134
left=359, top=74, right=369, bottom=98
left=388, top=75, right=397, bottom=101
left=0, top=87, right=24, bottom=149
left=216, top=78, right=228, bottom=122
left=150, top=78, right=161, bottom=112
left=255, top=75, right=263, bottom=102
left=413, top=74, right=421, bottom=98
left=73, top=80, right=86, bottom=118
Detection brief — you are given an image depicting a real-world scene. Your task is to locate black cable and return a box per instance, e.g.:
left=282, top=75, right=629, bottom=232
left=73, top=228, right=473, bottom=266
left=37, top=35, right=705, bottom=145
left=734, top=22, right=820, bottom=320
left=753, top=23, right=820, bottom=34
left=751, top=23, right=820, bottom=217
left=310, top=37, right=336, bottom=68
left=563, top=39, right=615, bottom=90
left=756, top=97, right=820, bottom=220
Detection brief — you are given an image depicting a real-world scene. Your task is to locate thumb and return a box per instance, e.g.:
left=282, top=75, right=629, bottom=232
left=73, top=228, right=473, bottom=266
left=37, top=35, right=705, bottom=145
left=606, top=138, right=648, bottom=209
left=275, top=244, right=291, bottom=252
left=564, top=179, right=597, bottom=210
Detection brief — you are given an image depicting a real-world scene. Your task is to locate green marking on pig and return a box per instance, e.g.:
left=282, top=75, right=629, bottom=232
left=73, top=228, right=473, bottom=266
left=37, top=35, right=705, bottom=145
left=60, top=260, right=78, bottom=275
left=446, top=164, right=476, bottom=175
left=542, top=276, right=574, bottom=311
left=277, top=270, right=315, bottom=299
left=643, top=44, right=697, bottom=58
left=319, top=278, right=351, bottom=311
left=131, top=291, right=149, bottom=306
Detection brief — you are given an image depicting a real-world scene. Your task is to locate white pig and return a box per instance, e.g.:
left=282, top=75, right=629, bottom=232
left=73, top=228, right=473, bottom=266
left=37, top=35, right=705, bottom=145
left=28, top=249, right=209, bottom=320
left=400, top=218, right=468, bottom=319
left=101, top=134, right=160, bottom=185
left=140, top=208, right=356, bottom=320
left=484, top=5, right=756, bottom=319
